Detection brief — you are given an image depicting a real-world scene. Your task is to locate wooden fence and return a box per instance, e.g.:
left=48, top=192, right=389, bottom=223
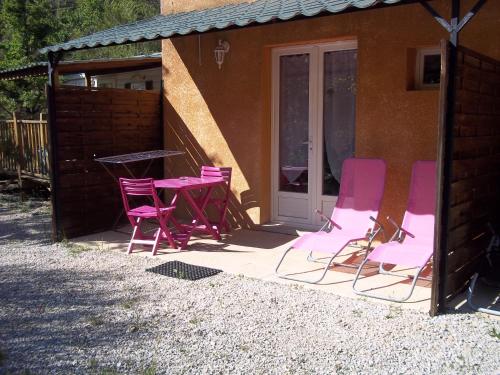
left=52, top=85, right=162, bottom=238
left=0, top=113, right=50, bottom=183
left=445, top=46, right=500, bottom=300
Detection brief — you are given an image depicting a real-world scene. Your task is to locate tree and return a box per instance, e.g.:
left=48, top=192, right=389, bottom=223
left=0, top=0, right=160, bottom=118
left=0, top=0, right=61, bottom=116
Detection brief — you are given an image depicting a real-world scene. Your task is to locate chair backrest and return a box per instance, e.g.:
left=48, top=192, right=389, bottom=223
left=200, top=166, right=232, bottom=197
left=330, top=158, right=386, bottom=237
left=401, top=160, right=437, bottom=246
left=119, top=178, right=161, bottom=213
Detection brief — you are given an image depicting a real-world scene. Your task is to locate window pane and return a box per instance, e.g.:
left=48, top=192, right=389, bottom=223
left=279, top=54, right=310, bottom=193
left=322, top=49, right=357, bottom=196
left=423, top=54, right=441, bottom=85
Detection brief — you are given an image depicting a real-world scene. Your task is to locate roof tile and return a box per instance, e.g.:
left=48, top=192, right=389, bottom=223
left=40, top=0, right=403, bottom=53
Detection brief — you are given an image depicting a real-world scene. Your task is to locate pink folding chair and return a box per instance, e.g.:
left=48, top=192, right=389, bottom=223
left=200, top=166, right=232, bottom=233
left=352, top=160, right=436, bottom=302
left=119, top=178, right=177, bottom=255
left=275, top=158, right=387, bottom=284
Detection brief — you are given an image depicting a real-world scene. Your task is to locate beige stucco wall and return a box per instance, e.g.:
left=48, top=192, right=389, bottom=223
left=161, top=0, right=500, bottom=228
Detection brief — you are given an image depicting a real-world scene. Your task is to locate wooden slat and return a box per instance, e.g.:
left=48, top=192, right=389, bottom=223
left=444, top=45, right=500, bottom=302
left=52, top=86, right=162, bottom=238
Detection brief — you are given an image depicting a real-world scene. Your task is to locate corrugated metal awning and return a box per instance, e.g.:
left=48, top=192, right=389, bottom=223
left=0, top=54, right=161, bottom=81
left=40, top=0, right=404, bottom=54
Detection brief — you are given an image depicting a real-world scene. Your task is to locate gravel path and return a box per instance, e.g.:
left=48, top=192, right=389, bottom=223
left=0, top=195, right=499, bottom=374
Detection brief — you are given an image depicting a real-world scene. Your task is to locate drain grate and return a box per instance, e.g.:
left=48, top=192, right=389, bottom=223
left=146, top=261, right=222, bottom=281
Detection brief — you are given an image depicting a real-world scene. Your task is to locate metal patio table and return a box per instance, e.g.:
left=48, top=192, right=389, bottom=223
left=94, top=149, right=185, bottom=181
left=95, top=149, right=185, bottom=229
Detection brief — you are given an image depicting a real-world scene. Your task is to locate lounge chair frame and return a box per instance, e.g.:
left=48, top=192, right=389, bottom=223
left=275, top=215, right=384, bottom=284
left=467, top=223, right=500, bottom=316
left=352, top=256, right=431, bottom=303
left=352, top=160, right=437, bottom=302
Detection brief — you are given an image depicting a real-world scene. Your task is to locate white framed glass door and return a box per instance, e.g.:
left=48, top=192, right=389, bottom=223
left=271, top=41, right=357, bottom=228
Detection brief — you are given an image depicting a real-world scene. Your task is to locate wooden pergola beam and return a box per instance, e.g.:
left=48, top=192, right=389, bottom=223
left=47, top=51, right=63, bottom=242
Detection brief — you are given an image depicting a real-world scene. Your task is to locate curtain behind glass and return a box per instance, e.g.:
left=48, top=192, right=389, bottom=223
left=322, top=49, right=357, bottom=196
left=279, top=54, right=310, bottom=193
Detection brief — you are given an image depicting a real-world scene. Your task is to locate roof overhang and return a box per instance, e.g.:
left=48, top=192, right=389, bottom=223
left=40, top=0, right=409, bottom=54
left=0, top=54, right=161, bottom=81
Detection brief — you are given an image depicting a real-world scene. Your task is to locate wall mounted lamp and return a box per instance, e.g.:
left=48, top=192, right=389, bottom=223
left=214, top=40, right=230, bottom=70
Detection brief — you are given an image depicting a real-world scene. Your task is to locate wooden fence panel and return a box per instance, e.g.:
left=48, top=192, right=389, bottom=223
left=445, top=46, right=500, bottom=299
left=0, top=115, right=49, bottom=180
left=0, top=120, right=16, bottom=173
left=53, top=86, right=162, bottom=238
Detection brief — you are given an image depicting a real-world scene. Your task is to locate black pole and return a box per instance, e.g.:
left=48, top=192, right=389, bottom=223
left=47, top=51, right=62, bottom=241
left=435, top=0, right=460, bottom=314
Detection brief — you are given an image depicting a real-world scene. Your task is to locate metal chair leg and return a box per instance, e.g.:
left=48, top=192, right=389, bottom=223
left=467, top=273, right=500, bottom=316
left=275, top=248, right=338, bottom=284
left=353, top=261, right=425, bottom=303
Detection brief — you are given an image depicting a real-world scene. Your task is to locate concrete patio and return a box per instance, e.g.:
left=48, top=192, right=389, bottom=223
left=73, top=226, right=433, bottom=312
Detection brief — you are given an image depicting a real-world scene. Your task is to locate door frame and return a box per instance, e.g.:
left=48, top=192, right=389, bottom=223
left=271, top=40, right=358, bottom=228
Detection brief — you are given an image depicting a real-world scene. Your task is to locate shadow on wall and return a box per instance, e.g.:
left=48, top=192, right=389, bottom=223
left=164, top=100, right=256, bottom=230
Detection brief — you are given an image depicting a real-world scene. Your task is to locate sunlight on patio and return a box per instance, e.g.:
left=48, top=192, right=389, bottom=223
left=73, top=227, right=432, bottom=312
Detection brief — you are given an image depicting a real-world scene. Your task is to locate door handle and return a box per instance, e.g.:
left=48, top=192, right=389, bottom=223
left=302, top=140, right=312, bottom=151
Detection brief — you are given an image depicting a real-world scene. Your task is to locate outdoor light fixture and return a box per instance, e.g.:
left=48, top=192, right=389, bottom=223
left=214, top=40, right=230, bottom=69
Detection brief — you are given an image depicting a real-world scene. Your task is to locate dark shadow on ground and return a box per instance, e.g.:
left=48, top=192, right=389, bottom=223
left=0, top=263, right=156, bottom=373
left=0, top=202, right=51, bottom=246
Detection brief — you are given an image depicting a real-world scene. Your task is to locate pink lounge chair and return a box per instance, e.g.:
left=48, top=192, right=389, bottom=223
left=119, top=178, right=177, bottom=255
left=352, top=160, right=437, bottom=302
left=275, top=158, right=387, bottom=284
left=199, top=166, right=232, bottom=233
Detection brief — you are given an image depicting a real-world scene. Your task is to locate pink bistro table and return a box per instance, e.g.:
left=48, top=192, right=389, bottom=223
left=154, top=176, right=225, bottom=249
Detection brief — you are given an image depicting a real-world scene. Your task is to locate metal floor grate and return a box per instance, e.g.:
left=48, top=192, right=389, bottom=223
left=146, top=261, right=222, bottom=281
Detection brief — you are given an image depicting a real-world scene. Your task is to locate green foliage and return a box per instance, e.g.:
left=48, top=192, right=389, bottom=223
left=0, top=0, right=160, bottom=117
left=0, top=0, right=60, bottom=116
left=490, top=327, right=500, bottom=340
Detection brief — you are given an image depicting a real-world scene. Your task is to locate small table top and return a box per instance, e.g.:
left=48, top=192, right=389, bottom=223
left=154, top=176, right=225, bottom=190
left=94, top=150, right=185, bottom=164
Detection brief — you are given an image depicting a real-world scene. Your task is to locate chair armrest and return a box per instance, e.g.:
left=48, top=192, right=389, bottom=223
left=367, top=216, right=385, bottom=242
left=314, top=209, right=342, bottom=230
left=386, top=216, right=415, bottom=240
left=369, top=216, right=385, bottom=232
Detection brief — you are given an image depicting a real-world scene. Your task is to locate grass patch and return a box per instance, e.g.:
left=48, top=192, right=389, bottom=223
left=385, top=305, right=402, bottom=319
left=60, top=238, right=93, bottom=256
left=172, top=268, right=187, bottom=279
left=120, top=298, right=138, bottom=310
left=489, top=327, right=500, bottom=340
left=141, top=361, right=157, bottom=375
left=351, top=309, right=362, bottom=318
left=87, top=315, right=105, bottom=327
left=88, top=358, right=119, bottom=375
left=239, top=344, right=250, bottom=352
left=188, top=317, right=202, bottom=325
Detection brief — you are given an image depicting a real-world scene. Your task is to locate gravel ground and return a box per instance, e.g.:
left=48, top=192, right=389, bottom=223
left=0, top=194, right=499, bottom=375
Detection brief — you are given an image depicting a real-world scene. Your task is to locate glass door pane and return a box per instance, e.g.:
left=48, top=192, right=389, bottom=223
left=279, top=53, right=310, bottom=193
left=322, top=49, right=357, bottom=196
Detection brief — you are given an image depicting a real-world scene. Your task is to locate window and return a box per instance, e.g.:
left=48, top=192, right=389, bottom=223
left=415, top=47, right=441, bottom=89
left=131, top=82, right=146, bottom=90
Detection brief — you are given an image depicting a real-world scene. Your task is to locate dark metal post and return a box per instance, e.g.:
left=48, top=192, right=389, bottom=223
left=434, top=0, right=460, bottom=314
left=450, top=0, right=460, bottom=46
left=47, top=51, right=62, bottom=241
left=160, top=78, right=165, bottom=178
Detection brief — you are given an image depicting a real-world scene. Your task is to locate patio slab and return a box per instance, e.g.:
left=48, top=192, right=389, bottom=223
left=72, top=227, right=432, bottom=312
